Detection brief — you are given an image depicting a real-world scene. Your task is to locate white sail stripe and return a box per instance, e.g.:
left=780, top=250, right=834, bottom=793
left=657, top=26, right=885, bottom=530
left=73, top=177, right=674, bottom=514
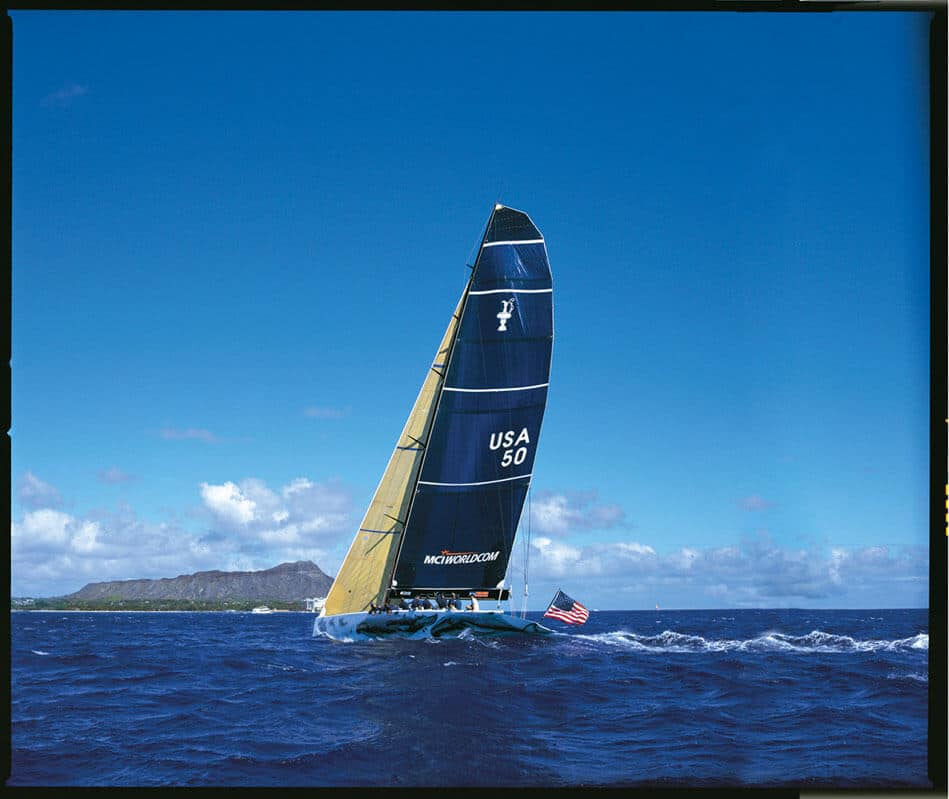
left=418, top=473, right=532, bottom=487
left=468, top=288, right=553, bottom=296
left=442, top=383, right=548, bottom=393
left=481, top=239, right=545, bottom=247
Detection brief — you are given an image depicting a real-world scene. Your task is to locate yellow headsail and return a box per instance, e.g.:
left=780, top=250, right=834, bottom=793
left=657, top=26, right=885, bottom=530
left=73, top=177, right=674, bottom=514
left=322, top=292, right=465, bottom=615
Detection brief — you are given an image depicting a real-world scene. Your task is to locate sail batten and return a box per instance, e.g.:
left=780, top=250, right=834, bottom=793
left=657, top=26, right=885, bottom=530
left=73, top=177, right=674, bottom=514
left=443, top=382, right=549, bottom=393
left=418, top=473, right=532, bottom=487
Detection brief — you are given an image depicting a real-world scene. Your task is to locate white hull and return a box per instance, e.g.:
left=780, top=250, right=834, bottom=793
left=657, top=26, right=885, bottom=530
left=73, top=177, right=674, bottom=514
left=314, top=608, right=553, bottom=640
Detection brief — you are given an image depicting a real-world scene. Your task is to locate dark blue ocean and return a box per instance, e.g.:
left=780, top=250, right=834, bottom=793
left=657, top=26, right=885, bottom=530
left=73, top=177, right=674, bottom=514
left=8, top=608, right=931, bottom=788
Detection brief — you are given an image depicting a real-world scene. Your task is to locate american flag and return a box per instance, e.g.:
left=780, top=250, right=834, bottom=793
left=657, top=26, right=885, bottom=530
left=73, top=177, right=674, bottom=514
left=543, top=590, right=589, bottom=625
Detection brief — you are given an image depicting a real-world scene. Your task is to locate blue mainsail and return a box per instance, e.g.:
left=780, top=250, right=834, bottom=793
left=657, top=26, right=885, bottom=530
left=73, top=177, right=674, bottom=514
left=391, top=205, right=553, bottom=593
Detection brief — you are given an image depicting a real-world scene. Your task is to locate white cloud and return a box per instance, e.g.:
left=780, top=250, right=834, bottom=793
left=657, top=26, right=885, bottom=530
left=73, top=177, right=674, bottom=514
left=669, top=546, right=699, bottom=571
left=11, top=502, right=195, bottom=596
left=199, top=475, right=352, bottom=554
left=11, top=471, right=927, bottom=610
left=531, top=496, right=573, bottom=536
left=71, top=520, right=104, bottom=553
left=520, top=531, right=928, bottom=607
left=17, top=472, right=63, bottom=510
left=11, top=474, right=352, bottom=597
left=615, top=541, right=656, bottom=557
left=531, top=536, right=584, bottom=577
left=284, top=477, right=314, bottom=496
left=14, top=508, right=72, bottom=547
left=200, top=481, right=257, bottom=526
left=529, top=490, right=626, bottom=536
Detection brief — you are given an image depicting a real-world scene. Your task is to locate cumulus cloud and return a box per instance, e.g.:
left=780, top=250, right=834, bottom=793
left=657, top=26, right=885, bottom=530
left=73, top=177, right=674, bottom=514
left=11, top=502, right=198, bottom=597
left=529, top=490, right=626, bottom=536
left=160, top=427, right=219, bottom=443
left=15, top=508, right=74, bottom=548
left=524, top=531, right=928, bottom=607
left=530, top=536, right=585, bottom=578
left=531, top=536, right=657, bottom=579
left=99, top=467, right=135, bottom=484
left=12, top=469, right=927, bottom=609
left=201, top=481, right=257, bottom=526
left=17, top=472, right=63, bottom=510
left=11, top=474, right=352, bottom=597
left=199, top=475, right=352, bottom=555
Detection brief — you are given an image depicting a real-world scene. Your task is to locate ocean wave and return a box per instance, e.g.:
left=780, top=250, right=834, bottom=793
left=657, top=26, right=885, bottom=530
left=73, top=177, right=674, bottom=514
left=887, top=671, right=928, bottom=683
left=574, top=629, right=929, bottom=654
left=312, top=627, right=356, bottom=644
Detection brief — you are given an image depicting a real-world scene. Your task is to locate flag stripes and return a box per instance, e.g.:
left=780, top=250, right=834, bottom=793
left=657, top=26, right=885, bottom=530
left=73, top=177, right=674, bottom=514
left=543, top=590, right=589, bottom=625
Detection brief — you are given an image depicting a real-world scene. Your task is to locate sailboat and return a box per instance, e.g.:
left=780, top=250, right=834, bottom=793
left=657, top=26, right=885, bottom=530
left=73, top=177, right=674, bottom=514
left=315, top=204, right=554, bottom=640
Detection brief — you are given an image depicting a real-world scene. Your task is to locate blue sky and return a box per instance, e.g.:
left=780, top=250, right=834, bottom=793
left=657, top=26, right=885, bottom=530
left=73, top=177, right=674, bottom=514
left=11, top=11, right=931, bottom=608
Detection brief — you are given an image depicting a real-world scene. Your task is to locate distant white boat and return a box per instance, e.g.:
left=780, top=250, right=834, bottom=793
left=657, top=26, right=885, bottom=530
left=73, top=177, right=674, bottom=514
left=251, top=606, right=273, bottom=614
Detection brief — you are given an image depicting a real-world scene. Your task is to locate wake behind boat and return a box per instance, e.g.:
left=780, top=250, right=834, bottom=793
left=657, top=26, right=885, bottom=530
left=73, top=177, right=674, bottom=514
left=315, top=204, right=554, bottom=640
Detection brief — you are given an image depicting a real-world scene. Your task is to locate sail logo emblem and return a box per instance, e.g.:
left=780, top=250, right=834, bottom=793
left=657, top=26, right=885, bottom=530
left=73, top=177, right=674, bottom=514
left=423, top=550, right=500, bottom=565
left=496, top=298, right=516, bottom=332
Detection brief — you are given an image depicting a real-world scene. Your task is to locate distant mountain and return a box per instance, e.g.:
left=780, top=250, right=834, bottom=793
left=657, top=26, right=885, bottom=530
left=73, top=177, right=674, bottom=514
left=66, top=561, right=334, bottom=602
